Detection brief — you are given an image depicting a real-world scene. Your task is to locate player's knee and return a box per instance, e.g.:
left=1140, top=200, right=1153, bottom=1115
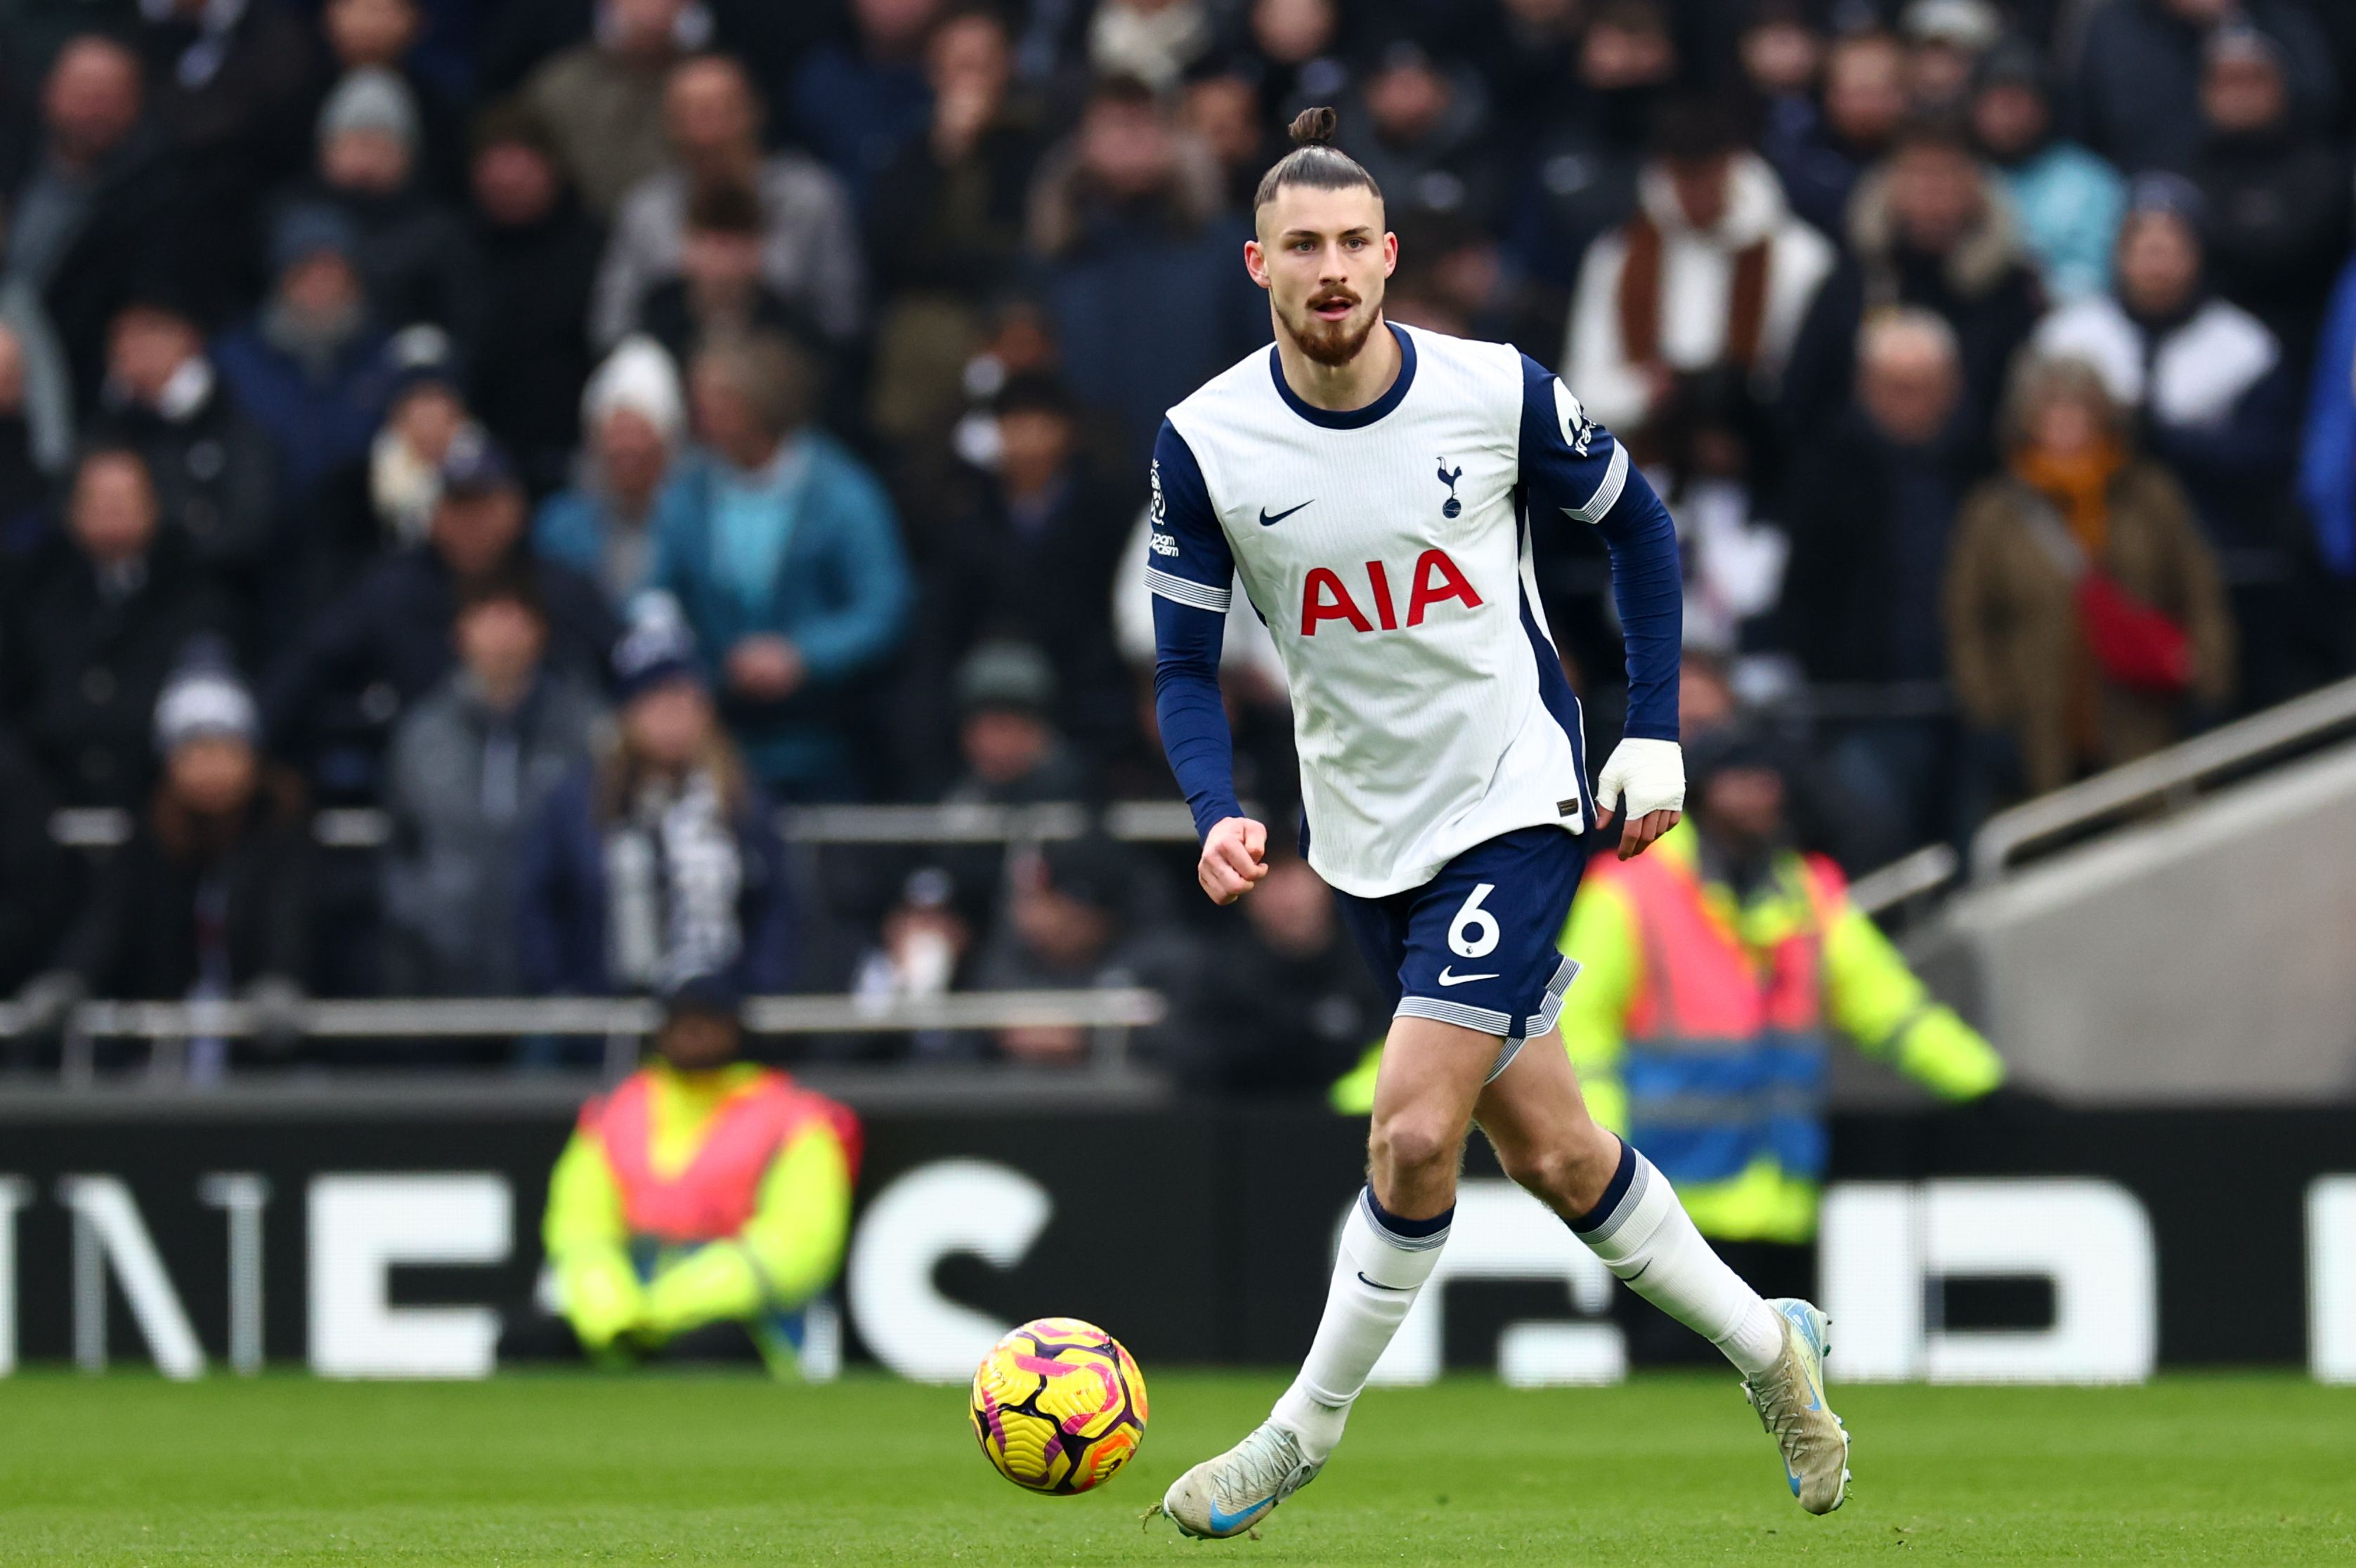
left=1369, top=1108, right=1457, bottom=1182
left=1498, top=1142, right=1581, bottom=1208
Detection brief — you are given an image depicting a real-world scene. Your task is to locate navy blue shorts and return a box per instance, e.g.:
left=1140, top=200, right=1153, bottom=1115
left=1332, top=825, right=1589, bottom=1080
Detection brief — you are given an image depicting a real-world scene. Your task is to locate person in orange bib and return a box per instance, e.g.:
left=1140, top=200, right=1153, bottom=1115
left=542, top=972, right=859, bottom=1375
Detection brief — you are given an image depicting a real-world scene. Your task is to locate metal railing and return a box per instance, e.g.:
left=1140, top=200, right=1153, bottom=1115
left=1968, top=674, right=2356, bottom=882
left=1, top=989, right=1167, bottom=1088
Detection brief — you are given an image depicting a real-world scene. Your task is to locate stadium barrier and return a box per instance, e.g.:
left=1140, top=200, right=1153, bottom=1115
left=1, top=1096, right=2351, bottom=1383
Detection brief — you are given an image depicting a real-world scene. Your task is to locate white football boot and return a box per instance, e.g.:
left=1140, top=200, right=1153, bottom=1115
left=1742, top=1298, right=1850, bottom=1514
left=1155, top=1420, right=1324, bottom=1538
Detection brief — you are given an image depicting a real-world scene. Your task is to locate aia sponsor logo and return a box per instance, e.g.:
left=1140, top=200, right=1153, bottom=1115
left=1301, top=549, right=1483, bottom=634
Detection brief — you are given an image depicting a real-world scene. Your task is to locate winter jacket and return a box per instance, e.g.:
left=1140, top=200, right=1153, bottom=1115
left=592, top=156, right=864, bottom=347
left=471, top=195, right=606, bottom=495
left=2033, top=293, right=2298, bottom=565
left=534, top=483, right=663, bottom=608
left=1945, top=459, right=2235, bottom=795
left=1781, top=169, right=2045, bottom=450
left=514, top=762, right=796, bottom=997
left=2298, top=256, right=2356, bottom=577
left=1992, top=140, right=2124, bottom=302
left=649, top=438, right=912, bottom=796
left=382, top=669, right=607, bottom=995
left=1, top=530, right=230, bottom=808
left=211, top=318, right=398, bottom=496
left=264, top=544, right=619, bottom=802
left=1563, top=152, right=1833, bottom=438
left=2074, top=0, right=2338, bottom=176
left=93, top=360, right=280, bottom=589
left=273, top=180, right=486, bottom=353
left=2187, top=126, right=2352, bottom=355
left=54, top=783, right=313, bottom=999
left=522, top=43, right=678, bottom=221
left=788, top=41, right=932, bottom=212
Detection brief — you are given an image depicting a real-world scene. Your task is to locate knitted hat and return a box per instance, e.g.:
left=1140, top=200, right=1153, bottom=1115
left=582, top=335, right=686, bottom=447
left=436, top=425, right=518, bottom=498
left=154, top=636, right=259, bottom=755
left=270, top=202, right=361, bottom=275
left=956, top=639, right=1057, bottom=718
left=318, top=65, right=420, bottom=152
left=612, top=596, right=705, bottom=702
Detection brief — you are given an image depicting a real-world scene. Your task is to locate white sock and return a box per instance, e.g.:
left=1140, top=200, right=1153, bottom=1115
left=1571, top=1142, right=1785, bottom=1377
left=1269, top=1187, right=1449, bottom=1463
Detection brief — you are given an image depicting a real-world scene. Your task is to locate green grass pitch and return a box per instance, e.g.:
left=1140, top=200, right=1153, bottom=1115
left=2, top=1371, right=2351, bottom=1564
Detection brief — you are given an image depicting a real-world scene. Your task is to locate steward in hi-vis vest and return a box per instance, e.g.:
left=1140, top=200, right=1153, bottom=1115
left=1556, top=730, right=2003, bottom=1246
left=543, top=972, right=859, bottom=1375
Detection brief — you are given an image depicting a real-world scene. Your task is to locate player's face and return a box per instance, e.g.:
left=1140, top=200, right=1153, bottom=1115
left=1247, top=185, right=1397, bottom=367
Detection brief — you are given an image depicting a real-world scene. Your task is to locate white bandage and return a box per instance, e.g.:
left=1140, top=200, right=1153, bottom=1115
left=1594, top=737, right=1685, bottom=819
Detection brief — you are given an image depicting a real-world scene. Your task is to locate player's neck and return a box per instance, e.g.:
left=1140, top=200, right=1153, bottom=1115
left=1274, top=313, right=1402, bottom=414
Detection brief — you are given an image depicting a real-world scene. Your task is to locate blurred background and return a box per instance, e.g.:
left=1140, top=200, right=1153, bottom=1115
left=0, top=0, right=2352, bottom=1386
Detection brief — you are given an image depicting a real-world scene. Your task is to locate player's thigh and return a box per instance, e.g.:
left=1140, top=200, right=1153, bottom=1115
left=1475, top=1026, right=1621, bottom=1215
left=1369, top=1011, right=1499, bottom=1164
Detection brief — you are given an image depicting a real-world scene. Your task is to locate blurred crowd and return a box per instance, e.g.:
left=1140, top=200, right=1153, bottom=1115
left=0, top=0, right=2352, bottom=1083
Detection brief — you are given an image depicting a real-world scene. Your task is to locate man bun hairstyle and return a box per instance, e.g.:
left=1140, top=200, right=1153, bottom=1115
left=1253, top=105, right=1383, bottom=211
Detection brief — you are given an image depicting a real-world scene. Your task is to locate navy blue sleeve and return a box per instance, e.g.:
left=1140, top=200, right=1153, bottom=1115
left=1145, top=420, right=1244, bottom=838
left=1517, top=354, right=1682, bottom=741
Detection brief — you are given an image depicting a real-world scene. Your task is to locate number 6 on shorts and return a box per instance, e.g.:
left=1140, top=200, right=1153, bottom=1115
left=1448, top=882, right=1500, bottom=958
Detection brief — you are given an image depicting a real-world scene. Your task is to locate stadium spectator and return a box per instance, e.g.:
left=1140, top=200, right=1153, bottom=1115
left=864, top=4, right=1046, bottom=452
left=1780, top=311, right=1979, bottom=854
left=649, top=333, right=911, bottom=799
left=1760, top=25, right=1906, bottom=241
left=5, top=37, right=179, bottom=415
left=294, top=65, right=484, bottom=353
left=631, top=178, right=808, bottom=367
left=1025, top=74, right=1258, bottom=469
left=1246, top=0, right=1351, bottom=122
left=790, top=0, right=942, bottom=209
left=2073, top=0, right=2338, bottom=177
left=295, top=326, right=476, bottom=598
left=1470, top=0, right=1587, bottom=137
left=315, top=0, right=468, bottom=201
left=0, top=324, right=56, bottom=551
left=1183, top=55, right=1275, bottom=214
left=535, top=335, right=687, bottom=606
left=1646, top=367, right=1788, bottom=658
left=95, top=292, right=280, bottom=610
left=1562, top=96, right=1833, bottom=455
left=1898, top=0, right=2000, bottom=115
left=1967, top=37, right=2124, bottom=301
left=1342, top=39, right=1499, bottom=230
left=522, top=0, right=701, bottom=219
left=17, top=644, right=313, bottom=1071
left=516, top=610, right=796, bottom=998
left=467, top=106, right=606, bottom=497
left=911, top=374, right=1135, bottom=771
left=943, top=641, right=1093, bottom=808
left=2184, top=23, right=2352, bottom=358
left=1198, top=851, right=1386, bottom=1097
left=592, top=54, right=864, bottom=348
left=533, top=971, right=857, bottom=1373
left=1547, top=723, right=2004, bottom=1357
left=382, top=578, right=606, bottom=995
left=1946, top=354, right=2236, bottom=799
left=1088, top=0, right=1214, bottom=95
left=1507, top=0, right=1680, bottom=301
left=212, top=203, right=397, bottom=497
left=265, top=431, right=617, bottom=802
left=2033, top=176, right=2300, bottom=701
left=3, top=445, right=230, bottom=809
left=966, top=832, right=1192, bottom=1065
left=1781, top=118, right=2044, bottom=452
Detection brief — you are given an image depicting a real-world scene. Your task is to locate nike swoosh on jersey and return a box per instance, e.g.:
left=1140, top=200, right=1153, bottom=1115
left=1436, top=967, right=1499, bottom=986
left=1258, top=500, right=1313, bottom=527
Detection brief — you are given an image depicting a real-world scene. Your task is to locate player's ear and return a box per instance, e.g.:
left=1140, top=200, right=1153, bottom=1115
left=1381, top=232, right=1398, bottom=278
left=1242, top=237, right=1271, bottom=290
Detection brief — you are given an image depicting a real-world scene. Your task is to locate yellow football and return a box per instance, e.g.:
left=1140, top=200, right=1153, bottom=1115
left=968, top=1317, right=1149, bottom=1494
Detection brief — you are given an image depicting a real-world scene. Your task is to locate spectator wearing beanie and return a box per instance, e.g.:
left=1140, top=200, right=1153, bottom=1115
left=383, top=577, right=607, bottom=995
left=2, top=444, right=231, bottom=809
left=535, top=334, right=689, bottom=606
left=2073, top=0, right=2337, bottom=177
left=1782, top=118, right=2044, bottom=454
left=516, top=604, right=795, bottom=998
left=468, top=105, right=607, bottom=497
left=1899, top=0, right=2001, bottom=115
left=17, top=641, right=313, bottom=1073
left=1563, top=96, right=1833, bottom=457
left=212, top=203, right=397, bottom=496
left=2185, top=23, right=2352, bottom=358
left=314, top=0, right=469, bottom=201
left=593, top=55, right=864, bottom=348
left=294, top=65, right=486, bottom=353
left=649, top=332, right=911, bottom=800
left=1968, top=37, right=2124, bottom=301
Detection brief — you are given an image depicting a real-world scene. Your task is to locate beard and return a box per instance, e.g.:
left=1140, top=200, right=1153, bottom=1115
left=1280, top=286, right=1384, bottom=367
